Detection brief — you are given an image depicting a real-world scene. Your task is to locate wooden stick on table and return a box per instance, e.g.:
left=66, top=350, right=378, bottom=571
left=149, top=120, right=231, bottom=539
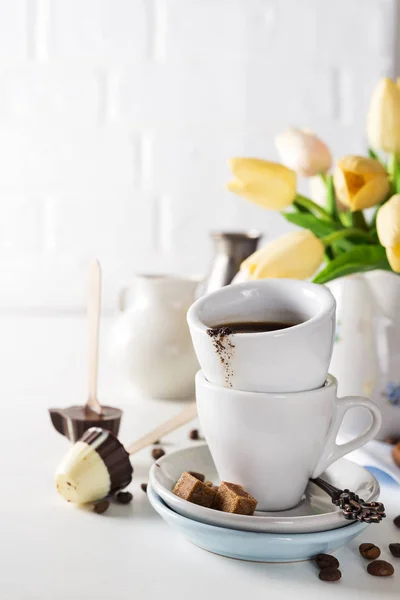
left=125, top=402, right=198, bottom=455
left=86, top=259, right=103, bottom=415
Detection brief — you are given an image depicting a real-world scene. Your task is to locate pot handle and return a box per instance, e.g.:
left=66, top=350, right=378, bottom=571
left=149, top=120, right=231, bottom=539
left=118, top=287, right=129, bottom=312
left=311, top=395, right=382, bottom=478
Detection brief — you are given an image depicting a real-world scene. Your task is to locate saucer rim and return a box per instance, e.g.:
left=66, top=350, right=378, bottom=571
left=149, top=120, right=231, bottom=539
left=147, top=482, right=369, bottom=540
left=150, top=442, right=380, bottom=534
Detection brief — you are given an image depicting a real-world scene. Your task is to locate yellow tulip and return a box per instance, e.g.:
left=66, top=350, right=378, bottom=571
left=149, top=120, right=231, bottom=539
left=376, top=194, right=400, bottom=272
left=333, top=155, right=389, bottom=211
left=240, top=230, right=324, bottom=280
left=367, top=78, right=400, bottom=153
left=275, top=128, right=332, bottom=177
left=228, top=158, right=297, bottom=210
left=385, top=246, right=400, bottom=272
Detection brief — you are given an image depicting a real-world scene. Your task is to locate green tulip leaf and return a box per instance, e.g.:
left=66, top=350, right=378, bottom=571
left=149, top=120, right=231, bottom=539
left=338, top=211, right=353, bottom=227
left=292, top=201, right=310, bottom=214
left=396, top=163, right=400, bottom=194
left=368, top=148, right=387, bottom=168
left=368, top=148, right=379, bottom=161
left=282, top=212, right=340, bottom=238
left=313, top=245, right=391, bottom=285
left=325, top=175, right=337, bottom=219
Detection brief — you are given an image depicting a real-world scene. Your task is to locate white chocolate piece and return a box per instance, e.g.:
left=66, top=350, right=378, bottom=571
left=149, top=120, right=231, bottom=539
left=55, top=441, right=110, bottom=504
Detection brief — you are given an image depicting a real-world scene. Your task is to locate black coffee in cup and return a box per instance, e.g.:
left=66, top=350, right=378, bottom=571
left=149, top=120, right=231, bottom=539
left=210, top=321, right=299, bottom=333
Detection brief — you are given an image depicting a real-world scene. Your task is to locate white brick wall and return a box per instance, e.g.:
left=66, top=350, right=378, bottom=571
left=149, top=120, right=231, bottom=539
left=0, top=0, right=397, bottom=309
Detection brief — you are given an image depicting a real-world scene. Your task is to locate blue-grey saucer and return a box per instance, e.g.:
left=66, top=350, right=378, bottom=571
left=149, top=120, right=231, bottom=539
left=147, top=484, right=369, bottom=563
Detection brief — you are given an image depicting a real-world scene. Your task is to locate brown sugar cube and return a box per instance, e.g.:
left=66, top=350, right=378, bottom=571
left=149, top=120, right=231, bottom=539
left=173, top=472, right=217, bottom=508
left=214, top=481, right=257, bottom=515
left=187, top=471, right=205, bottom=482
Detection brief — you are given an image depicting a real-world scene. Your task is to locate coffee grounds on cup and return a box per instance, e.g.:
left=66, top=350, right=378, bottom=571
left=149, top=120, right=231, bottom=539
left=206, top=327, right=235, bottom=387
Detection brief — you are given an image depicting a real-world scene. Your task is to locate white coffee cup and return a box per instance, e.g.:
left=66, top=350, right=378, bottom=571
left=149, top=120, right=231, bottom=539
left=196, top=371, right=381, bottom=511
left=187, top=279, right=336, bottom=393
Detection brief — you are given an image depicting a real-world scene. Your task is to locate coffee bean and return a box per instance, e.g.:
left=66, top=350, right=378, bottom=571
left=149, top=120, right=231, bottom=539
left=367, top=560, right=394, bottom=577
left=359, top=543, right=381, bottom=559
left=394, top=515, right=400, bottom=528
left=141, top=483, right=148, bottom=493
left=93, top=499, right=110, bottom=514
left=315, top=554, right=340, bottom=569
left=187, top=471, right=205, bottom=482
left=204, top=480, right=214, bottom=487
left=189, top=429, right=199, bottom=440
left=116, top=491, right=133, bottom=504
left=151, top=448, right=165, bottom=460
left=389, top=543, right=400, bottom=558
left=384, top=436, right=400, bottom=445
left=319, top=567, right=341, bottom=582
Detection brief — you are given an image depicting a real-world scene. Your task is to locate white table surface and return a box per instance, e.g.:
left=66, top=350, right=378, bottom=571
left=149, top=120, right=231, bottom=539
left=1, top=314, right=400, bottom=599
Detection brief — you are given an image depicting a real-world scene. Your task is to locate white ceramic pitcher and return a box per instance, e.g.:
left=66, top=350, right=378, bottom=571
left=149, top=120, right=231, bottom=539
left=328, top=270, right=400, bottom=440
left=109, top=275, right=200, bottom=399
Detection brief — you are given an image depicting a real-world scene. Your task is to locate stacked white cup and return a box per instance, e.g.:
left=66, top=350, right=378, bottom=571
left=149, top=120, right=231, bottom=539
left=187, top=280, right=382, bottom=511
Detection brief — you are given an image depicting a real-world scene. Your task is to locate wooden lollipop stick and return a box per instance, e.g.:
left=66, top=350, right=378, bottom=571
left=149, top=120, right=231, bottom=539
left=125, top=402, right=198, bottom=455
left=87, top=259, right=103, bottom=415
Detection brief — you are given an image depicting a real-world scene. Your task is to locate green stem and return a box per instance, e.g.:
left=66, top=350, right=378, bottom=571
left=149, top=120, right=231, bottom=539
left=322, top=228, right=374, bottom=246
left=319, top=172, right=328, bottom=184
left=324, top=174, right=337, bottom=219
left=351, top=210, right=369, bottom=231
left=294, top=194, right=335, bottom=222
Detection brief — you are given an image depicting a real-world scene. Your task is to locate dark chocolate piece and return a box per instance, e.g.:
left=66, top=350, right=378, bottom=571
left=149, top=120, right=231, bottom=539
left=81, top=428, right=133, bottom=494
left=189, top=429, right=199, bottom=440
left=141, top=483, right=148, bottom=493
left=49, top=405, right=122, bottom=442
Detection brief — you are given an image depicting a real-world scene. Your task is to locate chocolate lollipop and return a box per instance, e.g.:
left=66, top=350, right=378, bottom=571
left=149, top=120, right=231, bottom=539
left=49, top=260, right=122, bottom=442
left=55, top=402, right=197, bottom=504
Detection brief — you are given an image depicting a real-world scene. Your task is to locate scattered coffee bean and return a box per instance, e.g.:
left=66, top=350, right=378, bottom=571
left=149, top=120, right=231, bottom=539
left=141, top=483, right=148, bottom=493
left=187, top=471, right=205, bottom=482
left=367, top=560, right=394, bottom=577
left=315, top=554, right=340, bottom=569
left=152, top=448, right=165, bottom=460
left=189, top=429, right=199, bottom=440
left=389, top=543, right=400, bottom=558
left=384, top=436, right=400, bottom=445
left=319, top=567, right=341, bottom=582
left=359, top=543, right=381, bottom=560
left=116, top=491, right=133, bottom=504
left=394, top=515, right=400, bottom=528
left=93, top=499, right=110, bottom=514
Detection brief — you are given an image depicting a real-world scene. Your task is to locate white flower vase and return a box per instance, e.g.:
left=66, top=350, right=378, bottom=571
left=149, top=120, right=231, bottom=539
left=328, top=270, right=400, bottom=440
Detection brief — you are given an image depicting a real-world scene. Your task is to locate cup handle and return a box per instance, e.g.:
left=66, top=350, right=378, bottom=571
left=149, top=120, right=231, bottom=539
left=311, top=395, right=382, bottom=478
